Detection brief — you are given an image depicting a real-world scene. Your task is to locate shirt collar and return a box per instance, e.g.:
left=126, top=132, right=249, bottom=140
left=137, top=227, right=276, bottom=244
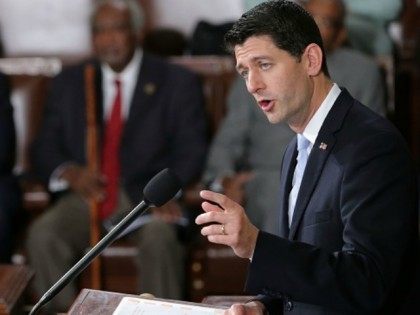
left=302, top=83, right=341, bottom=146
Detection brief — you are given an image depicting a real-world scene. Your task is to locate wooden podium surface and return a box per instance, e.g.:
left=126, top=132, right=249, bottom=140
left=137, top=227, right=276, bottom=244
left=0, top=264, right=33, bottom=315
left=67, top=289, right=136, bottom=315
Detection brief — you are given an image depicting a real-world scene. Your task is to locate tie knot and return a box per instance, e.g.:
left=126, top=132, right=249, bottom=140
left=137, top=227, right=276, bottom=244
left=297, top=134, right=310, bottom=152
left=114, top=79, right=121, bottom=88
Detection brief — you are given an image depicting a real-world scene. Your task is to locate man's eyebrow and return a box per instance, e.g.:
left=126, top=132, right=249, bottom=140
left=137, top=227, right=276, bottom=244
left=235, top=56, right=271, bottom=72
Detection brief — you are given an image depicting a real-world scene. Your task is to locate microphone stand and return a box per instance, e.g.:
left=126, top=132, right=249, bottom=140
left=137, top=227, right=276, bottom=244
left=29, top=200, right=152, bottom=315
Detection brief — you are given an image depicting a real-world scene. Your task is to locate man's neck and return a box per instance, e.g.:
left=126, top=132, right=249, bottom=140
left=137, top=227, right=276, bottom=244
left=289, top=76, right=333, bottom=134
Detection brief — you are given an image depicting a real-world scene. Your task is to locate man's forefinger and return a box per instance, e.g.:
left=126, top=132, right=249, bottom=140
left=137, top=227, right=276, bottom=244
left=195, top=209, right=224, bottom=225
left=200, top=190, right=234, bottom=209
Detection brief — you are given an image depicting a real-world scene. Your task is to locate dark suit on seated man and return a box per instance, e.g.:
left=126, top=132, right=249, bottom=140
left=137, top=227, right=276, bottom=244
left=0, top=73, right=20, bottom=263
left=26, top=0, right=207, bottom=312
left=196, top=1, right=418, bottom=314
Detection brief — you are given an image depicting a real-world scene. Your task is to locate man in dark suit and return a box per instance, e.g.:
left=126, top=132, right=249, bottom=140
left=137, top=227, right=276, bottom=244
left=196, top=1, right=418, bottom=314
left=27, top=0, right=207, bottom=312
left=0, top=72, right=20, bottom=263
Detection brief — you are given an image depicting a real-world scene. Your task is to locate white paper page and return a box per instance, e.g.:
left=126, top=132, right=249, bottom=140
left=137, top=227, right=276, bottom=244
left=113, top=297, right=226, bottom=315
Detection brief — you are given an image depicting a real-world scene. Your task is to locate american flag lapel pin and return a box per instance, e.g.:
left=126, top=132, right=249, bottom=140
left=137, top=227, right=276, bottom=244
left=319, top=142, right=327, bottom=150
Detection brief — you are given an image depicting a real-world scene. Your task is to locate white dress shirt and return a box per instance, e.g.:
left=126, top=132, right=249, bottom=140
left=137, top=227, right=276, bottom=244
left=101, top=49, right=142, bottom=121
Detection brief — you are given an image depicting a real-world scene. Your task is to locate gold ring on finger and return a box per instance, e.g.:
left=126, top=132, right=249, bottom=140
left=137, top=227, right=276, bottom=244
left=221, top=224, right=227, bottom=235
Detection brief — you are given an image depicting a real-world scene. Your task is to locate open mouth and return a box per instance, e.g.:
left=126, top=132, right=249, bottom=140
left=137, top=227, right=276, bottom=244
left=258, top=100, right=274, bottom=112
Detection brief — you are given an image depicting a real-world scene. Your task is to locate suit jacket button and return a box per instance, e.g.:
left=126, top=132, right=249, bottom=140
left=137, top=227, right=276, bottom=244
left=285, top=300, right=293, bottom=311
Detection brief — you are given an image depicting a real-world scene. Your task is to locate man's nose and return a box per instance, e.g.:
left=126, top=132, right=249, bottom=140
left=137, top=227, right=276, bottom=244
left=247, top=71, right=265, bottom=94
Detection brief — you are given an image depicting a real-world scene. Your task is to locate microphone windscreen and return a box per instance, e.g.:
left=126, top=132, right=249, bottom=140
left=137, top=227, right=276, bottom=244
left=143, top=168, right=181, bottom=206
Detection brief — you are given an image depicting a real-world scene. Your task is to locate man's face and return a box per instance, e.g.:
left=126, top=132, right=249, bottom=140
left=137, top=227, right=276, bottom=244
left=235, top=35, right=313, bottom=127
left=92, top=4, right=137, bottom=72
left=305, top=0, right=344, bottom=52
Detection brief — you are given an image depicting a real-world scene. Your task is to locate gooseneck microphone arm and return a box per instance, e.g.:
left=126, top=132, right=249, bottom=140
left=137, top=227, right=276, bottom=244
left=29, top=200, right=152, bottom=315
left=29, top=168, right=181, bottom=315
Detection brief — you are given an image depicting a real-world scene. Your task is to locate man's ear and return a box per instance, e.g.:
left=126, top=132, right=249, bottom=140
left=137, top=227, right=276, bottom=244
left=304, top=43, right=323, bottom=76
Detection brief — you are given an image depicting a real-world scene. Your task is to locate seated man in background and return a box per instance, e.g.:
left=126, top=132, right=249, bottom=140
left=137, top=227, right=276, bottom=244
left=0, top=72, right=21, bottom=263
left=26, top=0, right=207, bottom=312
left=203, top=0, right=387, bottom=233
left=304, top=0, right=386, bottom=115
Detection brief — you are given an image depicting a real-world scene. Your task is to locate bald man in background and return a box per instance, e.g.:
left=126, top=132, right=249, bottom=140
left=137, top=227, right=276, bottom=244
left=304, top=0, right=386, bottom=115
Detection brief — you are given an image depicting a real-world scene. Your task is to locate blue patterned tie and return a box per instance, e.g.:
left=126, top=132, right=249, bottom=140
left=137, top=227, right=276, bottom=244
left=288, top=134, right=311, bottom=226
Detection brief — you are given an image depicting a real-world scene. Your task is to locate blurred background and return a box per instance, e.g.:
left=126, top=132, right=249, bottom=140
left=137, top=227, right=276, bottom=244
left=0, top=0, right=418, bottom=313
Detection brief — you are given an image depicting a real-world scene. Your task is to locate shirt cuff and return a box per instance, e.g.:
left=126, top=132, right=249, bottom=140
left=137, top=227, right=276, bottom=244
left=48, top=162, right=75, bottom=192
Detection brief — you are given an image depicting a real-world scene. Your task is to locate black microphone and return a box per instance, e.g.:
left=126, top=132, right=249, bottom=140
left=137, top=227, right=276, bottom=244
left=29, top=168, right=181, bottom=315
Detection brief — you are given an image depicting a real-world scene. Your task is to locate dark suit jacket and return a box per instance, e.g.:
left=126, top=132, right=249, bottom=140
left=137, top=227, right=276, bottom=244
left=31, top=53, right=208, bottom=203
left=246, top=90, right=418, bottom=314
left=0, top=73, right=15, bottom=176
left=0, top=72, right=20, bottom=262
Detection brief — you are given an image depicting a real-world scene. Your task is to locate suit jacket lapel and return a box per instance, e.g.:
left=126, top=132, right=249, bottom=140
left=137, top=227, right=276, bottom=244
left=288, top=89, right=353, bottom=239
left=278, top=139, right=297, bottom=238
left=288, top=133, right=335, bottom=239
left=94, top=63, right=103, bottom=132
left=123, top=54, right=161, bottom=142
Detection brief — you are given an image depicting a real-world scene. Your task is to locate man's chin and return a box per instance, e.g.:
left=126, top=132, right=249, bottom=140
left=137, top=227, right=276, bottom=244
left=103, top=60, right=127, bottom=72
left=99, top=54, right=124, bottom=67
left=265, top=113, right=284, bottom=124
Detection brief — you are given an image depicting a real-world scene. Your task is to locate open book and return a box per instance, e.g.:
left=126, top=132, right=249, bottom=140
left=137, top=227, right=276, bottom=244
left=113, top=297, right=226, bottom=315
